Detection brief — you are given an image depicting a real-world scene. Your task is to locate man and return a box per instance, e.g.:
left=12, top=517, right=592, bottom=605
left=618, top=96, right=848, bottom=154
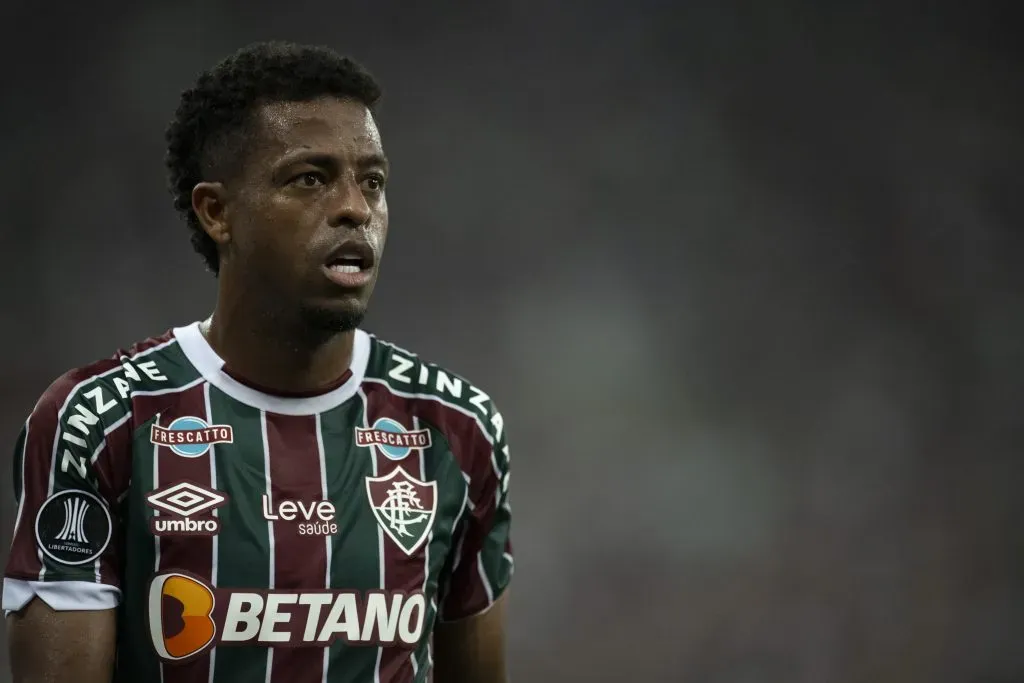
left=4, top=42, right=512, bottom=683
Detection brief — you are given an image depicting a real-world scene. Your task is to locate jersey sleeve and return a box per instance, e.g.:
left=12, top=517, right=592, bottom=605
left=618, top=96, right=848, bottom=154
left=3, top=366, right=128, bottom=613
left=438, top=400, right=513, bottom=622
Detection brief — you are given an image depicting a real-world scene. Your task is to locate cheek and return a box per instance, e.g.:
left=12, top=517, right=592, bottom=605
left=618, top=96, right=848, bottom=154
left=235, top=223, right=284, bottom=265
left=234, top=222, right=307, bottom=283
left=367, top=227, right=387, bottom=257
left=368, top=208, right=389, bottom=255
left=247, top=202, right=315, bottom=256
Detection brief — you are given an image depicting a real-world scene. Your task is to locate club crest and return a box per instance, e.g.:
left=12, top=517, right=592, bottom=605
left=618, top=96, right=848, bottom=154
left=365, top=467, right=437, bottom=556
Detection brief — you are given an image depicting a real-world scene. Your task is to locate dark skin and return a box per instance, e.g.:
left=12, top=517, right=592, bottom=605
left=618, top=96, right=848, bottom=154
left=434, top=593, right=510, bottom=683
left=8, top=96, right=508, bottom=683
left=8, top=601, right=116, bottom=682
left=198, top=96, right=390, bottom=391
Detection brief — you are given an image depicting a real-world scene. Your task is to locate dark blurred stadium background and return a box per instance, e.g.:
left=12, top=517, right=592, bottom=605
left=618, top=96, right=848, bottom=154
left=1, top=2, right=1022, bottom=682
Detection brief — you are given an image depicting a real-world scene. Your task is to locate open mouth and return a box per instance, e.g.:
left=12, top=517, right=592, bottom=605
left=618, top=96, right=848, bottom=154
left=323, top=241, right=375, bottom=287
left=327, top=255, right=367, bottom=274
left=325, top=240, right=374, bottom=271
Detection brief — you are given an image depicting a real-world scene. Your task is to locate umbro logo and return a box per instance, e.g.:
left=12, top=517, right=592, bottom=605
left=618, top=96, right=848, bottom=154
left=147, top=481, right=228, bottom=536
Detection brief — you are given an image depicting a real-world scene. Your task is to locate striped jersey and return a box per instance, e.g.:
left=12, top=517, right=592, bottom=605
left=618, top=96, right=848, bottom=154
left=3, top=321, right=513, bottom=683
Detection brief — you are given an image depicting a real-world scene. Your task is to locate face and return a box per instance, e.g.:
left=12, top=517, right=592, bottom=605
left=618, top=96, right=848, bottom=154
left=200, top=96, right=389, bottom=335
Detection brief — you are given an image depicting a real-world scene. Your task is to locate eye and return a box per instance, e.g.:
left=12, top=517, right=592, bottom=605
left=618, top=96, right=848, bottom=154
left=292, top=171, right=326, bottom=188
left=361, top=174, right=386, bottom=193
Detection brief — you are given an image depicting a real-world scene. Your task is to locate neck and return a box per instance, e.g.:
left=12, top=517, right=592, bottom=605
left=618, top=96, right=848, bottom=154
left=202, top=298, right=355, bottom=395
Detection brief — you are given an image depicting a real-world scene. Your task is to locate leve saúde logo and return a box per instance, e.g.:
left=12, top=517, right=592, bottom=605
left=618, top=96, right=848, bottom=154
left=262, top=494, right=338, bottom=536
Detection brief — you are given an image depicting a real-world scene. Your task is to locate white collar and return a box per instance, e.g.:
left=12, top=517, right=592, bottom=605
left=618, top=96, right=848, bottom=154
left=172, top=321, right=370, bottom=416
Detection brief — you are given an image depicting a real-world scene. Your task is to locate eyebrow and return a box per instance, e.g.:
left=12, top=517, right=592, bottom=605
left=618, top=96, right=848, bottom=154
left=276, top=150, right=390, bottom=174
left=356, top=153, right=390, bottom=174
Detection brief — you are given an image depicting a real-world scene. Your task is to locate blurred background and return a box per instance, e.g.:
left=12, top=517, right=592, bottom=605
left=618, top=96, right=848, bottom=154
left=1, top=1, right=1022, bottom=681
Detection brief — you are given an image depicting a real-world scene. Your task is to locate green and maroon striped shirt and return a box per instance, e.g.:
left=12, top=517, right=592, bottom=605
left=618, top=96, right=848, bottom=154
left=3, top=321, right=513, bottom=683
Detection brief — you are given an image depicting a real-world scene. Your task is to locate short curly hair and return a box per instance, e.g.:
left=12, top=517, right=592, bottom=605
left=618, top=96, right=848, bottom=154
left=165, top=41, right=382, bottom=275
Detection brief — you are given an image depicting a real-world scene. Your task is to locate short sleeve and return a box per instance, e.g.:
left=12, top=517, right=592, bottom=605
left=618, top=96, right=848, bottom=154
left=3, top=368, right=127, bottom=612
left=438, top=402, right=513, bottom=621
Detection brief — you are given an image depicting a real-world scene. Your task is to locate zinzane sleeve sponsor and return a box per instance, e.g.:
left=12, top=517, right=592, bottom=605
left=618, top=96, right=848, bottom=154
left=3, top=365, right=129, bottom=613
left=438, top=400, right=513, bottom=622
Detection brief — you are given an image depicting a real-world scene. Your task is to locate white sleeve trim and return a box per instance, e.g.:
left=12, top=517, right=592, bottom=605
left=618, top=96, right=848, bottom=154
left=3, top=577, right=120, bottom=614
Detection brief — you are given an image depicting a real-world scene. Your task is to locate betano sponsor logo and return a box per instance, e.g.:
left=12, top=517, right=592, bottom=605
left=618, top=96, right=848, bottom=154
left=148, top=572, right=427, bottom=662
left=147, top=481, right=228, bottom=536
left=262, top=495, right=338, bottom=536
left=151, top=416, right=233, bottom=457
left=355, top=417, right=431, bottom=461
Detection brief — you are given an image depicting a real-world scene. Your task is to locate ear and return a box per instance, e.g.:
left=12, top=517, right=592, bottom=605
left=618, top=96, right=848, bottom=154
left=192, top=182, right=231, bottom=246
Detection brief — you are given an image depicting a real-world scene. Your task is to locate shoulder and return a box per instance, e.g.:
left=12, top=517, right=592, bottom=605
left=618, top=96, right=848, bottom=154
left=16, top=328, right=184, bottom=496
left=362, top=333, right=508, bottom=458
left=26, top=329, right=182, bottom=443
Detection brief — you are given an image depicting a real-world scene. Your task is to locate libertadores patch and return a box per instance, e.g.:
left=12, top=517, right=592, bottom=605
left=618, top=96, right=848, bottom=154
left=365, top=467, right=437, bottom=556
left=34, top=489, right=112, bottom=566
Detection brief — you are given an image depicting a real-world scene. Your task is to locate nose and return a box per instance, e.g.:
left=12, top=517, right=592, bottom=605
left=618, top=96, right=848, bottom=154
left=326, top=175, right=371, bottom=229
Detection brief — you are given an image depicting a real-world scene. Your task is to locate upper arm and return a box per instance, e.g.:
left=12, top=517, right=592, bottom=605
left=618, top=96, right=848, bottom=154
left=5, top=368, right=127, bottom=602
left=435, top=398, right=514, bottom=681
left=433, top=591, right=509, bottom=683
left=7, top=598, right=117, bottom=683
left=4, top=368, right=128, bottom=679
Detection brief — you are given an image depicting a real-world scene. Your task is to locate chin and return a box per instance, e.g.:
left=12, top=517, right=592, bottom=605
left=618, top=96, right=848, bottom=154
left=301, top=299, right=367, bottom=334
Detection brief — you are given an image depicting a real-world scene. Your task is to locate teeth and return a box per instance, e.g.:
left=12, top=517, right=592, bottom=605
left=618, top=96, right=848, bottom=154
left=331, top=264, right=361, bottom=274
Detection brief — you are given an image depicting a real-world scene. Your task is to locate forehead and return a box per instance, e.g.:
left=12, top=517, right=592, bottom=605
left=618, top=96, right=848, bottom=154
left=249, top=97, right=383, bottom=158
